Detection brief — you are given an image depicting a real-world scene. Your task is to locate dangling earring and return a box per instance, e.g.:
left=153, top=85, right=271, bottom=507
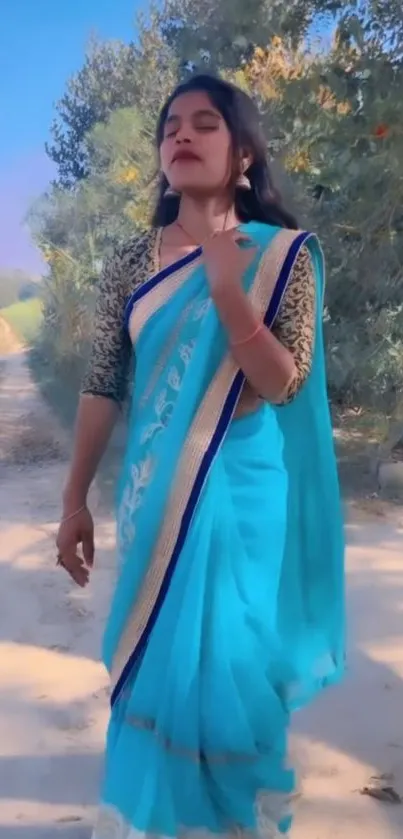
left=236, top=171, right=251, bottom=191
left=164, top=184, right=180, bottom=198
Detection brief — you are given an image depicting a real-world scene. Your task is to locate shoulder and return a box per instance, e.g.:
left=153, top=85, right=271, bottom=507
left=267, top=227, right=318, bottom=285
left=256, top=223, right=318, bottom=259
left=275, top=240, right=316, bottom=325
left=101, top=229, right=159, bottom=295
left=117, top=228, right=158, bottom=263
left=292, top=243, right=314, bottom=276
left=111, top=228, right=158, bottom=272
left=284, top=245, right=315, bottom=311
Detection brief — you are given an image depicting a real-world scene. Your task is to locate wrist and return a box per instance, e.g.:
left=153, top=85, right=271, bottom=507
left=230, top=321, right=264, bottom=348
left=209, top=275, right=232, bottom=300
left=62, top=482, right=89, bottom=513
left=212, top=282, right=259, bottom=337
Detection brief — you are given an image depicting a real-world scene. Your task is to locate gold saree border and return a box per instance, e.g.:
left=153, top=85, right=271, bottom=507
left=111, top=228, right=306, bottom=693
left=128, top=255, right=202, bottom=345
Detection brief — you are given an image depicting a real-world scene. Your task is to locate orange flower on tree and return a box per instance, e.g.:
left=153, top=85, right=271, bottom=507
left=373, top=124, right=389, bottom=139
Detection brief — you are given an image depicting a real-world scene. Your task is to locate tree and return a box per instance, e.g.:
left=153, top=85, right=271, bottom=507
left=0, top=269, right=39, bottom=309
left=251, top=6, right=403, bottom=409
left=160, top=0, right=326, bottom=73
left=46, top=0, right=344, bottom=188
left=46, top=39, right=140, bottom=187
left=33, top=0, right=403, bottom=430
left=47, top=12, right=177, bottom=187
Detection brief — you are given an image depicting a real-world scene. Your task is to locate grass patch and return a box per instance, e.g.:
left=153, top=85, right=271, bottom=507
left=332, top=406, right=389, bottom=500
left=28, top=346, right=80, bottom=430
left=1, top=298, right=43, bottom=344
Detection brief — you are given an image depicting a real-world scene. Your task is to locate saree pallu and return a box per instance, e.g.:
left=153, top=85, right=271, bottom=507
left=93, top=222, right=345, bottom=839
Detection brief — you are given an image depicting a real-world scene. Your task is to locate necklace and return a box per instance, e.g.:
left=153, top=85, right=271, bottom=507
left=175, top=209, right=231, bottom=247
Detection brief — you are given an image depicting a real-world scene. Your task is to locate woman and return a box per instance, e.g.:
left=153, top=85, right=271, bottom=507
left=56, top=75, right=345, bottom=838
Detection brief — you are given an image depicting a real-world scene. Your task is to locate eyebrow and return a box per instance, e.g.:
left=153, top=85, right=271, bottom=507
left=165, top=108, right=221, bottom=124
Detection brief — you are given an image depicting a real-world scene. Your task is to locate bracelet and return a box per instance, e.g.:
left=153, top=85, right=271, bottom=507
left=61, top=504, right=87, bottom=525
left=230, top=322, right=264, bottom=348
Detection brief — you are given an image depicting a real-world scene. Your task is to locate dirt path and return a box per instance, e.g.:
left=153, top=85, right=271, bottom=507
left=293, top=508, right=403, bottom=838
left=0, top=323, right=114, bottom=838
left=0, top=321, right=403, bottom=838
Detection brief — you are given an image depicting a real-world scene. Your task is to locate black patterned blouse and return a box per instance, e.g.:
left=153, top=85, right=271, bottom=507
left=81, top=228, right=316, bottom=406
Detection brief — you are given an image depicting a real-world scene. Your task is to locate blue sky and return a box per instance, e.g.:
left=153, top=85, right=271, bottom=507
left=0, top=1, right=143, bottom=272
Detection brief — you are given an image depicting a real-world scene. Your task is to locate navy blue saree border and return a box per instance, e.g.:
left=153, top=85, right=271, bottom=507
left=111, top=229, right=313, bottom=707
left=264, top=230, right=312, bottom=326
left=124, top=246, right=202, bottom=332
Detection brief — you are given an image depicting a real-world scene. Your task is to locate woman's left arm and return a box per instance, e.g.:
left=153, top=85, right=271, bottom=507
left=211, top=245, right=316, bottom=403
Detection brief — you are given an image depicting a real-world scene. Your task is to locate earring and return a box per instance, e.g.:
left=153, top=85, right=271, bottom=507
left=236, top=172, right=251, bottom=191
left=164, top=184, right=180, bottom=198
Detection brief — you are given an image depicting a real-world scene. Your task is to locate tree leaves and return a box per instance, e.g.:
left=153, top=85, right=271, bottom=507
left=31, top=0, right=403, bottom=414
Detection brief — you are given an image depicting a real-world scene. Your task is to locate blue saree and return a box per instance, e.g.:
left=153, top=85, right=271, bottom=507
left=92, top=222, right=345, bottom=839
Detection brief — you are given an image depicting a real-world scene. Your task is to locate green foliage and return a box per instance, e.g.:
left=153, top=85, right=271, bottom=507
left=263, top=4, right=403, bottom=409
left=161, top=0, right=329, bottom=73
left=1, top=298, right=43, bottom=345
left=31, top=11, right=177, bottom=403
left=46, top=38, right=140, bottom=187
left=0, top=269, right=40, bottom=309
left=18, top=282, right=38, bottom=301
left=30, top=0, right=403, bottom=434
left=46, top=12, right=177, bottom=188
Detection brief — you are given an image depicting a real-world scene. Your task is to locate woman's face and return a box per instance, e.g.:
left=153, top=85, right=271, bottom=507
left=159, top=90, right=233, bottom=196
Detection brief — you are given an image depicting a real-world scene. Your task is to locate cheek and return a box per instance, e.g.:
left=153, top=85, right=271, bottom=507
left=206, top=132, right=232, bottom=179
left=207, top=142, right=232, bottom=183
left=210, top=150, right=230, bottom=178
left=159, top=141, right=171, bottom=176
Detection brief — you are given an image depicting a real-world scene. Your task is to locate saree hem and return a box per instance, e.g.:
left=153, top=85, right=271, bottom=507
left=92, top=798, right=292, bottom=839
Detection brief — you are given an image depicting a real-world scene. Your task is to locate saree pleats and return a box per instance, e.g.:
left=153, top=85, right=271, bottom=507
left=95, top=410, right=294, bottom=839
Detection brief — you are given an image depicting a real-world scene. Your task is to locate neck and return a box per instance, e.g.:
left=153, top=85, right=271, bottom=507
left=176, top=194, right=239, bottom=242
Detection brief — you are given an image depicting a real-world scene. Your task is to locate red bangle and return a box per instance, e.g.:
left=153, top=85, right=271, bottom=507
left=230, top=323, right=264, bottom=348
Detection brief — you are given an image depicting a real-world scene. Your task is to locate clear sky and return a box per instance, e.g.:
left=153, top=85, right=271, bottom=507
left=0, top=1, right=143, bottom=273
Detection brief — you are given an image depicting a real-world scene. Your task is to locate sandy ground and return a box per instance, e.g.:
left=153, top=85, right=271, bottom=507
left=0, top=319, right=403, bottom=838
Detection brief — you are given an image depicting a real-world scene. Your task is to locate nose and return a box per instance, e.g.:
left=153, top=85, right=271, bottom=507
left=174, top=122, right=192, bottom=144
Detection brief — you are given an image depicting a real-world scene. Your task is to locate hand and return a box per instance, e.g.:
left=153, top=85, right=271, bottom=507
left=203, top=229, right=257, bottom=295
left=56, top=506, right=95, bottom=587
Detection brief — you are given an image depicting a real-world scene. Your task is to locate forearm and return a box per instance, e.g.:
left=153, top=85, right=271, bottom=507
left=212, top=283, right=296, bottom=402
left=63, top=394, right=120, bottom=512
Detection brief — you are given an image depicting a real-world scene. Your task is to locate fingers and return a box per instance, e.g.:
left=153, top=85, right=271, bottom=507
left=56, top=527, right=92, bottom=587
left=232, top=233, right=257, bottom=252
left=58, top=550, right=90, bottom=587
left=82, top=530, right=95, bottom=568
left=232, top=231, right=251, bottom=242
left=56, top=511, right=95, bottom=585
left=220, top=228, right=250, bottom=241
left=215, top=229, right=256, bottom=249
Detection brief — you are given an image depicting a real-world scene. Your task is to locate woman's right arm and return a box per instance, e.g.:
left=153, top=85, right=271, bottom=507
left=57, top=248, right=131, bottom=585
left=63, top=246, right=132, bottom=509
left=62, top=395, right=120, bottom=514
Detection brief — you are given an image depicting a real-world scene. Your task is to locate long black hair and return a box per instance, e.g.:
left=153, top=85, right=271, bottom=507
left=151, top=74, right=297, bottom=230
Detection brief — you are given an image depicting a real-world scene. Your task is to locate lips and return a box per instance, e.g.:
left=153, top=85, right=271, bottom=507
left=172, top=151, right=201, bottom=163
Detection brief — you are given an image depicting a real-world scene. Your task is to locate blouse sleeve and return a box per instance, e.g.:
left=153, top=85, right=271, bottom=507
left=271, top=245, right=316, bottom=404
left=81, top=248, right=132, bottom=405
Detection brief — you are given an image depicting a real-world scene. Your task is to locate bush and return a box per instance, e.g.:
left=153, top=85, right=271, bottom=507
left=1, top=298, right=43, bottom=345
left=18, top=282, right=39, bottom=302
